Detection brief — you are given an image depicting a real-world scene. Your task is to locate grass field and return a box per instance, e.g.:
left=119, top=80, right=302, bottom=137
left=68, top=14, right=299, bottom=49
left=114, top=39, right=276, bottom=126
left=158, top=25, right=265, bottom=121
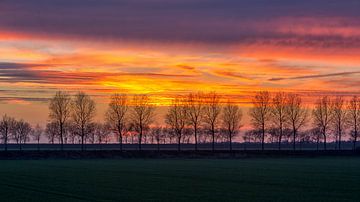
left=0, top=158, right=359, bottom=201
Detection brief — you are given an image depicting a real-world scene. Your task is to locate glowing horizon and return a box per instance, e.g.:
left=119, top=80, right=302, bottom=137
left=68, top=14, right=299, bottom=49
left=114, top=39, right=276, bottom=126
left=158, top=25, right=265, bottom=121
left=1, top=0, right=360, bottom=125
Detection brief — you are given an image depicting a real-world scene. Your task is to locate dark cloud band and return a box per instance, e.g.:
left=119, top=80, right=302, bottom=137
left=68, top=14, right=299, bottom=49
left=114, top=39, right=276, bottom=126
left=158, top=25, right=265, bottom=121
left=1, top=0, right=360, bottom=46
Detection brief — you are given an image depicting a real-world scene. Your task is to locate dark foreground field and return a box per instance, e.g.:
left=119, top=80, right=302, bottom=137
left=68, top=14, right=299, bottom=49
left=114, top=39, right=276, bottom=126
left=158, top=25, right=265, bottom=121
left=0, top=158, right=359, bottom=202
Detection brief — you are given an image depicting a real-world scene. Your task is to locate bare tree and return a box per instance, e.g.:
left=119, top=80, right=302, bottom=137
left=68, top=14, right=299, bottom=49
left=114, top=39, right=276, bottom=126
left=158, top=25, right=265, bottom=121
left=130, top=95, right=155, bottom=150
left=72, top=91, right=96, bottom=151
left=243, top=130, right=253, bottom=150
left=31, top=124, right=43, bottom=151
left=270, top=92, right=287, bottom=150
left=222, top=101, right=242, bottom=151
left=347, top=96, right=360, bottom=150
left=12, top=121, right=20, bottom=145
left=331, top=96, right=347, bottom=150
left=150, top=126, right=163, bottom=151
left=165, top=97, right=187, bottom=151
left=310, top=126, right=322, bottom=151
left=86, top=123, right=97, bottom=144
left=203, top=92, right=221, bottom=151
left=93, top=123, right=111, bottom=144
left=49, top=91, right=71, bottom=150
left=185, top=92, right=204, bottom=151
left=313, top=96, right=333, bottom=150
left=106, top=93, right=128, bottom=151
left=285, top=93, right=308, bottom=150
left=14, top=119, right=31, bottom=150
left=67, top=122, right=79, bottom=144
left=45, top=122, right=58, bottom=144
left=249, top=91, right=271, bottom=150
left=268, top=127, right=280, bottom=144
left=0, top=115, right=16, bottom=151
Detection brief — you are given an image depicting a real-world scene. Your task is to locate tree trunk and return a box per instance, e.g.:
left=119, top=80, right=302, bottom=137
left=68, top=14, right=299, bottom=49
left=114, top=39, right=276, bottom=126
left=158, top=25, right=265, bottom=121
left=119, top=135, right=123, bottom=151
left=138, top=129, right=142, bottom=151
left=118, top=126, right=123, bottom=151
left=211, top=129, right=215, bottom=151
left=81, top=127, right=85, bottom=151
left=178, top=135, right=181, bottom=152
left=292, top=126, right=296, bottom=151
left=338, top=130, right=341, bottom=150
left=81, top=135, right=84, bottom=151
left=261, top=123, right=265, bottom=151
left=60, top=122, right=64, bottom=151
left=278, top=129, right=282, bottom=150
left=353, top=131, right=357, bottom=151
left=4, top=132, right=7, bottom=151
left=229, top=132, right=232, bottom=151
left=323, top=133, right=327, bottom=150
left=194, top=125, right=198, bottom=151
left=354, top=127, right=358, bottom=151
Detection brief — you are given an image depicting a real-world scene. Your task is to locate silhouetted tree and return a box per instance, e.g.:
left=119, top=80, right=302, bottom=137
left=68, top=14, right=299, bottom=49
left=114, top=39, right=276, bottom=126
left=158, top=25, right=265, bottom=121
left=285, top=93, right=308, bottom=150
left=0, top=115, right=16, bottom=151
left=221, top=100, right=242, bottom=151
left=130, top=95, right=155, bottom=150
left=14, top=119, right=31, bottom=150
left=270, top=92, right=287, bottom=150
left=67, top=122, right=79, bottom=144
left=249, top=91, right=271, bottom=150
left=347, top=96, right=360, bottom=150
left=31, top=124, right=43, bottom=150
left=106, top=93, right=128, bottom=151
left=49, top=91, right=71, bottom=150
left=330, top=96, right=347, bottom=150
left=268, top=127, right=280, bottom=144
left=203, top=92, right=221, bottom=151
left=298, top=130, right=311, bottom=150
left=161, top=126, right=172, bottom=144
left=182, top=127, right=193, bottom=144
left=150, top=126, right=163, bottom=151
left=313, top=96, right=333, bottom=150
left=45, top=122, right=58, bottom=144
left=243, top=129, right=262, bottom=150
left=185, top=92, right=204, bottom=151
left=72, top=91, right=96, bottom=151
left=93, top=123, right=111, bottom=144
left=165, top=97, right=187, bottom=151
left=310, top=126, right=322, bottom=151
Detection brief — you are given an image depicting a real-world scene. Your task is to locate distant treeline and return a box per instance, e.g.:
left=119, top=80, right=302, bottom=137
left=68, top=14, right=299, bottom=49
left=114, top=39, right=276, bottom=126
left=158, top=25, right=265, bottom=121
left=0, top=91, right=359, bottom=151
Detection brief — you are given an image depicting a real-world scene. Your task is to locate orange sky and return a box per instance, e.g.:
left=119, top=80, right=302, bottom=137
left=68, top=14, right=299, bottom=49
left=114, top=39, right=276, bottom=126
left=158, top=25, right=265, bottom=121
left=1, top=0, right=360, bottom=125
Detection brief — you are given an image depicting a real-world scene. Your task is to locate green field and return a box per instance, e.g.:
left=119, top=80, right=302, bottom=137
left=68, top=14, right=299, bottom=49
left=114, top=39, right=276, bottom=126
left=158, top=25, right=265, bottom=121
left=0, top=158, right=359, bottom=202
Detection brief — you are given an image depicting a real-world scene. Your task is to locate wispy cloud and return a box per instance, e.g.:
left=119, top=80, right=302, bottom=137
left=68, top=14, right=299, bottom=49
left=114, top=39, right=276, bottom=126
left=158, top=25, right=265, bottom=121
left=269, top=71, right=360, bottom=81
left=0, top=62, right=196, bottom=85
left=213, top=70, right=254, bottom=80
left=0, top=97, right=49, bottom=103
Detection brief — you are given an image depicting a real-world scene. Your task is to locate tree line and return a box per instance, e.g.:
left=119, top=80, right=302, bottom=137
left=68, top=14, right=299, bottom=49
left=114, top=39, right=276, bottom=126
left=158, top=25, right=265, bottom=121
left=0, top=91, right=359, bottom=151
left=249, top=92, right=359, bottom=151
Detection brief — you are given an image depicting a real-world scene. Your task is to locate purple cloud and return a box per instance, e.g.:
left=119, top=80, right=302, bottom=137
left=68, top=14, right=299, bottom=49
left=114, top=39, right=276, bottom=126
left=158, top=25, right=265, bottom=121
left=1, top=0, right=360, bottom=47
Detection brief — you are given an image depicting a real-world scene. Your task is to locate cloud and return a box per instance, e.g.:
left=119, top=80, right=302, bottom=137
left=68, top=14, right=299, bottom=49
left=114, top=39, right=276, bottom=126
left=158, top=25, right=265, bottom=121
left=0, top=62, right=195, bottom=85
left=0, top=97, right=49, bottom=104
left=1, top=0, right=360, bottom=48
left=176, top=65, right=195, bottom=71
left=269, top=71, right=360, bottom=81
left=213, top=70, right=254, bottom=80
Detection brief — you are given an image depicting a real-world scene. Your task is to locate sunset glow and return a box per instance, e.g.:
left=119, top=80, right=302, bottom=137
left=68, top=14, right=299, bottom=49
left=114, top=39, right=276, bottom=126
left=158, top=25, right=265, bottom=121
left=1, top=0, right=360, bottom=123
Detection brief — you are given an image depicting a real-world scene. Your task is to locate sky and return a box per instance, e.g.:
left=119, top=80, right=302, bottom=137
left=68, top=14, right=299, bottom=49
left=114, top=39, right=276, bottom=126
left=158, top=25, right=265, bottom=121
left=1, top=0, right=360, bottom=125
